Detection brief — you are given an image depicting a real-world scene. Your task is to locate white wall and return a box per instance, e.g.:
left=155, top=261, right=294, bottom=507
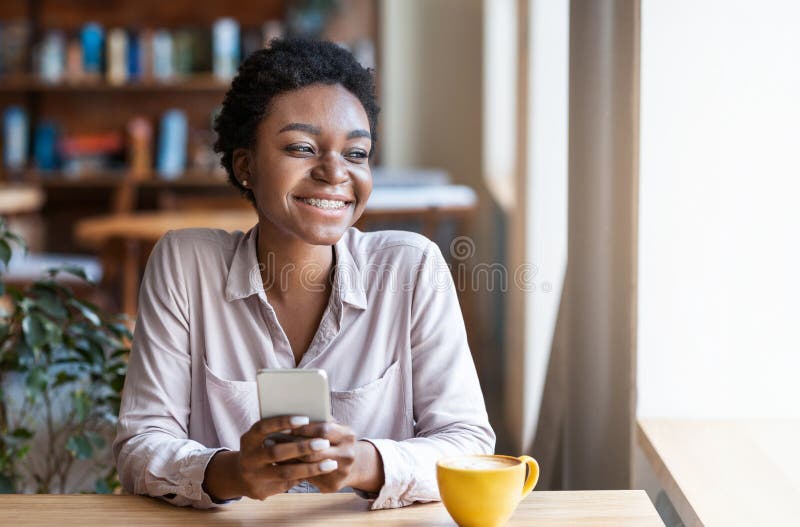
left=638, top=0, right=800, bottom=418
left=380, top=1, right=515, bottom=441
left=520, top=0, right=569, bottom=449
left=482, top=0, right=517, bottom=210
left=380, top=0, right=483, bottom=185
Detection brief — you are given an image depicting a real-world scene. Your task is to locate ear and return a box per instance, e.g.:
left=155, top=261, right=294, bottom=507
left=232, top=148, right=253, bottom=186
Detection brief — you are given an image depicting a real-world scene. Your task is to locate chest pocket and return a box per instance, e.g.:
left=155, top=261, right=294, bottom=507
left=203, top=361, right=259, bottom=449
left=330, top=360, right=411, bottom=441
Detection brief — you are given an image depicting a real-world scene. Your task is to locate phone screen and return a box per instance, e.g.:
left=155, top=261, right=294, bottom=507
left=257, top=368, right=332, bottom=423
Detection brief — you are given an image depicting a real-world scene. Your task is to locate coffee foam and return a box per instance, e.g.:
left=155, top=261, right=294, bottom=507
left=439, top=456, right=518, bottom=470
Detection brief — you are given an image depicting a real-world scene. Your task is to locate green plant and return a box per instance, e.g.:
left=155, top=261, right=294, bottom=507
left=0, top=218, right=130, bottom=493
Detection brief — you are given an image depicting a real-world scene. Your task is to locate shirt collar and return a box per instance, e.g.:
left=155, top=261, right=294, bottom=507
left=225, top=225, right=367, bottom=310
left=224, top=224, right=263, bottom=302
left=332, top=233, right=367, bottom=310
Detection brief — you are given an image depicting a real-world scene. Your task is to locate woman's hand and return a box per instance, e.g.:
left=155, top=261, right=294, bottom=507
left=203, top=415, right=338, bottom=501
left=292, top=421, right=385, bottom=493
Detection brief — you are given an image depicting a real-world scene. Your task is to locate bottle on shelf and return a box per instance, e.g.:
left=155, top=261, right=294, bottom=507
left=37, top=30, right=66, bottom=83
left=33, top=120, right=61, bottom=172
left=80, top=22, right=104, bottom=78
left=127, top=116, right=153, bottom=180
left=173, top=30, right=194, bottom=77
left=212, top=18, right=240, bottom=80
left=2, top=106, right=29, bottom=172
left=0, top=20, right=31, bottom=76
left=157, top=109, right=188, bottom=179
left=152, top=30, right=174, bottom=81
left=106, top=28, right=128, bottom=85
left=127, top=29, right=141, bottom=80
left=65, top=37, right=83, bottom=82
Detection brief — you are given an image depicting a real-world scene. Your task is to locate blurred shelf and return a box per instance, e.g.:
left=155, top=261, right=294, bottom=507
left=26, top=170, right=229, bottom=188
left=0, top=74, right=230, bottom=93
left=139, top=176, right=230, bottom=187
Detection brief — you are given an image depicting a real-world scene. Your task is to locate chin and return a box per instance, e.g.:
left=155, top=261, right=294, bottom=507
left=299, top=225, right=350, bottom=246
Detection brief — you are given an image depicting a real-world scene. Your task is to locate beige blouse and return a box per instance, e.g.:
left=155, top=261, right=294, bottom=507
left=112, top=225, right=495, bottom=509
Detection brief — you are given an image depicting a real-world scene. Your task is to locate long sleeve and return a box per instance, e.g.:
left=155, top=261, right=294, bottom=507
left=112, top=232, right=227, bottom=508
left=363, top=242, right=496, bottom=509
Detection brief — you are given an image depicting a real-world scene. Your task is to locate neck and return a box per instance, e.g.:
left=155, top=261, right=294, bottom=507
left=256, top=219, right=333, bottom=301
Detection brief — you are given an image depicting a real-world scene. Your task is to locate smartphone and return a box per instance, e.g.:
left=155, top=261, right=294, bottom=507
left=256, top=368, right=332, bottom=443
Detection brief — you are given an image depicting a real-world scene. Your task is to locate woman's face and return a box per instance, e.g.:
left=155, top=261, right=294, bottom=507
left=236, top=83, right=373, bottom=246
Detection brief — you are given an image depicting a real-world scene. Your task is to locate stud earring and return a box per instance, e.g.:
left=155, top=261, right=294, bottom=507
left=242, top=180, right=249, bottom=187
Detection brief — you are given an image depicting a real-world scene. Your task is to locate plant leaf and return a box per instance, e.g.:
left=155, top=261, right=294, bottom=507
left=22, top=314, right=47, bottom=349
left=66, top=434, right=93, bottom=460
left=11, top=339, right=32, bottom=369
left=10, top=428, right=34, bottom=440
left=48, top=264, right=94, bottom=285
left=32, top=279, right=70, bottom=297
left=0, top=474, right=15, bottom=493
left=105, top=322, right=133, bottom=341
left=3, top=230, right=28, bottom=252
left=110, top=348, right=129, bottom=359
left=68, top=299, right=101, bottom=326
left=53, top=371, right=79, bottom=388
left=110, top=374, right=125, bottom=393
left=72, top=390, right=92, bottom=421
left=32, top=290, right=69, bottom=320
left=26, top=367, right=49, bottom=396
left=37, top=317, right=64, bottom=350
left=15, top=445, right=31, bottom=459
left=94, top=478, right=111, bottom=494
left=0, top=239, right=11, bottom=268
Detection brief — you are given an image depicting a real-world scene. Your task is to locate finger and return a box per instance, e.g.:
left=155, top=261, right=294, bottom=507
left=268, top=459, right=339, bottom=482
left=242, top=415, right=310, bottom=451
left=292, top=422, right=353, bottom=443
left=306, top=473, right=345, bottom=493
left=290, top=421, right=331, bottom=439
left=297, top=443, right=357, bottom=464
left=295, top=450, right=331, bottom=463
left=253, top=438, right=332, bottom=466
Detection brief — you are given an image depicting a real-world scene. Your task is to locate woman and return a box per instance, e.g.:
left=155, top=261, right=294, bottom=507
left=113, top=39, right=494, bottom=510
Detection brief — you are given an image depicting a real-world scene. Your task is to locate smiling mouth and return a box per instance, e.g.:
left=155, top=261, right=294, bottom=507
left=295, top=196, right=353, bottom=210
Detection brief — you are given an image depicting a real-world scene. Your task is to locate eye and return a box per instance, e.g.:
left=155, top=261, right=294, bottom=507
left=285, top=143, right=315, bottom=155
left=345, top=149, right=368, bottom=162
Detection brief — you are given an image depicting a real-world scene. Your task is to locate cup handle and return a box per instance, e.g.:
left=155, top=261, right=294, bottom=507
left=518, top=456, right=540, bottom=499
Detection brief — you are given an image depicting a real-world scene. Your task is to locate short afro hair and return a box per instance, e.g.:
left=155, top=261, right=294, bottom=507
left=213, top=38, right=379, bottom=204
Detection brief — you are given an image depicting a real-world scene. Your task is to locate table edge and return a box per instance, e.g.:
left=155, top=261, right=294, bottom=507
left=636, top=419, right=701, bottom=527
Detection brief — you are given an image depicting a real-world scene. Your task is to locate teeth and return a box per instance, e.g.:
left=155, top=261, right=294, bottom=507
left=302, top=198, right=347, bottom=209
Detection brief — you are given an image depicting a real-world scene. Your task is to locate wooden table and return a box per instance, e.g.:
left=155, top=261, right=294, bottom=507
left=0, top=491, right=663, bottom=526
left=74, top=186, right=478, bottom=316
left=0, top=184, right=45, bottom=216
left=637, top=419, right=800, bottom=526
left=75, top=210, right=258, bottom=249
left=74, top=210, right=256, bottom=316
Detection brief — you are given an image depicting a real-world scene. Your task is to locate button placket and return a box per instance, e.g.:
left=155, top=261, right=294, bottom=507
left=258, top=296, right=295, bottom=368
left=298, top=301, right=343, bottom=367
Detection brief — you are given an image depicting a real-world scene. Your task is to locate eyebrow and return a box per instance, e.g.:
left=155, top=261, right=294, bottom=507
left=346, top=129, right=372, bottom=140
left=278, top=122, right=371, bottom=141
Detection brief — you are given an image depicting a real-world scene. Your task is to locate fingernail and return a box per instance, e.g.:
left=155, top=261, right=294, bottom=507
left=290, top=416, right=310, bottom=426
left=310, top=438, right=330, bottom=451
left=319, top=459, right=338, bottom=472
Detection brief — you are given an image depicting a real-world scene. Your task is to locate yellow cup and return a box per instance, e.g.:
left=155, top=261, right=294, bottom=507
left=436, top=454, right=540, bottom=527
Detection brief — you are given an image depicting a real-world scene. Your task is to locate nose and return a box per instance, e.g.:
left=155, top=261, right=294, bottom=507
left=311, top=150, right=349, bottom=185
